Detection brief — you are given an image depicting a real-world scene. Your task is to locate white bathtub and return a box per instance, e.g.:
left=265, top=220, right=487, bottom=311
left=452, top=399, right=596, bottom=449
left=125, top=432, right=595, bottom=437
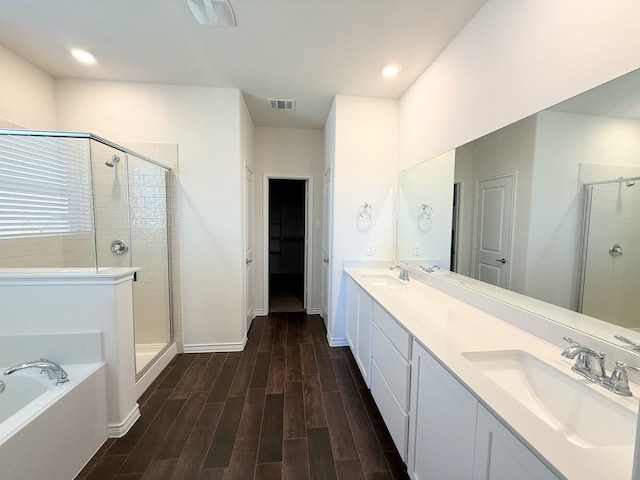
left=0, top=363, right=107, bottom=480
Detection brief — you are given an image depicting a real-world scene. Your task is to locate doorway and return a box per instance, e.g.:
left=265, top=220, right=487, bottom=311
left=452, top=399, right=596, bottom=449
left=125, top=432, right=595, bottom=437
left=268, top=179, right=307, bottom=312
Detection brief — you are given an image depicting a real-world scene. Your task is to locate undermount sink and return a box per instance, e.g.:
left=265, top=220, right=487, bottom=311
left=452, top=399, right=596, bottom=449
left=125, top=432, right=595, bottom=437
left=361, top=274, right=406, bottom=286
left=462, top=349, right=637, bottom=449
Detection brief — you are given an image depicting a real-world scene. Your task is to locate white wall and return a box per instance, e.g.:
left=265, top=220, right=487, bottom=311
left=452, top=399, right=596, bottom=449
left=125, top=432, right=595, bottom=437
left=0, top=44, right=56, bottom=129
left=56, top=79, right=247, bottom=350
left=399, top=0, right=640, bottom=170
left=327, top=96, right=398, bottom=344
left=253, top=127, right=324, bottom=316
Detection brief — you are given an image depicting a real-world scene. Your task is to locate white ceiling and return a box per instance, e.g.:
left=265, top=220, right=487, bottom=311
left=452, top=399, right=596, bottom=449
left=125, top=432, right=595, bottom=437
left=0, top=0, right=487, bottom=129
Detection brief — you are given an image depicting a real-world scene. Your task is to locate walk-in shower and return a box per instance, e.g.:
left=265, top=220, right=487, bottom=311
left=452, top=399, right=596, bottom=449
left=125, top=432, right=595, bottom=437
left=0, top=129, right=174, bottom=376
left=578, top=175, right=640, bottom=329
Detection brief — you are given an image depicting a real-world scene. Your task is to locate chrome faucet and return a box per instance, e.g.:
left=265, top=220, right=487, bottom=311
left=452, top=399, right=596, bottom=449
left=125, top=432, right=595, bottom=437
left=561, top=336, right=606, bottom=382
left=4, top=358, right=69, bottom=385
left=602, top=361, right=640, bottom=397
left=389, top=265, right=409, bottom=281
left=420, top=264, right=440, bottom=273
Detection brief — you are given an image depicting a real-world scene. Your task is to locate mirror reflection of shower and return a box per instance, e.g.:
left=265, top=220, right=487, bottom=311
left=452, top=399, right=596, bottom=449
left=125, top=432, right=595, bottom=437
left=105, top=154, right=120, bottom=168
left=578, top=174, right=640, bottom=330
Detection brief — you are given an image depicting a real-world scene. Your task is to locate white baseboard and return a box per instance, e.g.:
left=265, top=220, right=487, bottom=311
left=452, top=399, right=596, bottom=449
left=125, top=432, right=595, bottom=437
left=135, top=342, right=178, bottom=399
left=328, top=336, right=349, bottom=347
left=108, top=404, right=140, bottom=438
left=255, top=308, right=267, bottom=317
left=184, top=336, right=248, bottom=353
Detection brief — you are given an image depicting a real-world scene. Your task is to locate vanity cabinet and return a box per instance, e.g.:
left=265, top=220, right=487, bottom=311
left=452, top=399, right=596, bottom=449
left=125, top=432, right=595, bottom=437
left=408, top=340, right=477, bottom=479
left=345, top=272, right=564, bottom=479
left=473, top=406, right=559, bottom=480
left=346, top=277, right=373, bottom=386
left=371, top=302, right=412, bottom=460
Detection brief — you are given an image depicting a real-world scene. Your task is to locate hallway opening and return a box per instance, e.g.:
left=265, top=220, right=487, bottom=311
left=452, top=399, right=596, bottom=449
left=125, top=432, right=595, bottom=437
left=268, top=179, right=306, bottom=312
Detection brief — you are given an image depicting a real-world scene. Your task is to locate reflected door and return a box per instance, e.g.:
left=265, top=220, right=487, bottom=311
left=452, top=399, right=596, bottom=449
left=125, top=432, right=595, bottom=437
left=473, top=175, right=514, bottom=288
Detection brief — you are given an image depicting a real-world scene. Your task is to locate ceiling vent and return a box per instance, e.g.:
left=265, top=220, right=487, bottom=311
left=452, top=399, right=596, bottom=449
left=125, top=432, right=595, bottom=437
left=187, top=0, right=236, bottom=26
left=267, top=98, right=296, bottom=111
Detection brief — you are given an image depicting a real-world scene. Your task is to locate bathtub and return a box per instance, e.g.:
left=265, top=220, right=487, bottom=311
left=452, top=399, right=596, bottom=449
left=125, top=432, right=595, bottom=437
left=0, top=362, right=107, bottom=480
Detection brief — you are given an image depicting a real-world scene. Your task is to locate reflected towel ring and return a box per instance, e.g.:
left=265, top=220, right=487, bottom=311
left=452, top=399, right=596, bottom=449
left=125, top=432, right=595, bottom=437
left=357, top=202, right=373, bottom=231
left=359, top=202, right=373, bottom=220
left=418, top=204, right=434, bottom=220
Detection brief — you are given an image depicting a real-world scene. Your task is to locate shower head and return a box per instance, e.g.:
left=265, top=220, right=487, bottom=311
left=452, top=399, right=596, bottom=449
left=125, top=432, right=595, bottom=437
left=105, top=155, right=120, bottom=168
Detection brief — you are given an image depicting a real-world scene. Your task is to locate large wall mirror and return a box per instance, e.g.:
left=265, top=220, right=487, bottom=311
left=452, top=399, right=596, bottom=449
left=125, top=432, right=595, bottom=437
left=397, top=67, right=640, bottom=351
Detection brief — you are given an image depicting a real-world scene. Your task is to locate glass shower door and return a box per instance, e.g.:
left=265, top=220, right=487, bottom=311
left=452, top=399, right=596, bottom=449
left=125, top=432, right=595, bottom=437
left=127, top=154, right=172, bottom=374
left=580, top=180, right=640, bottom=329
left=90, top=141, right=131, bottom=269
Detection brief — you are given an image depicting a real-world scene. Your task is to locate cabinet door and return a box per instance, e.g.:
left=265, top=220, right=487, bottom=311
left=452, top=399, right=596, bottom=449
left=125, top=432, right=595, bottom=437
left=473, top=406, right=559, bottom=480
left=408, top=341, right=477, bottom=480
left=346, top=277, right=358, bottom=352
left=345, top=278, right=372, bottom=387
left=356, top=288, right=372, bottom=387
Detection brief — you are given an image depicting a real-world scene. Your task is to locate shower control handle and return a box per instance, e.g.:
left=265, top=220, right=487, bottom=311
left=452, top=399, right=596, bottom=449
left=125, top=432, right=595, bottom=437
left=111, top=239, right=129, bottom=256
left=609, top=244, right=623, bottom=256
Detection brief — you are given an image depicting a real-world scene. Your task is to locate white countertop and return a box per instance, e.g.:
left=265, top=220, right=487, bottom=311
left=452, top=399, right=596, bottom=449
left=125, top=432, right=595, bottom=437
left=0, top=267, right=139, bottom=285
left=345, top=267, right=639, bottom=480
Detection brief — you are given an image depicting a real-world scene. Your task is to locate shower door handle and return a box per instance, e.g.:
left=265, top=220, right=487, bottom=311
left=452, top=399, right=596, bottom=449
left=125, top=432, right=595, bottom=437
left=111, top=239, right=129, bottom=256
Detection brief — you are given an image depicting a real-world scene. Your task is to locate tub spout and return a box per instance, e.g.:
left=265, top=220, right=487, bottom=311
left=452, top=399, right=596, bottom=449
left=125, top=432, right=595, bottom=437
left=4, top=358, right=69, bottom=385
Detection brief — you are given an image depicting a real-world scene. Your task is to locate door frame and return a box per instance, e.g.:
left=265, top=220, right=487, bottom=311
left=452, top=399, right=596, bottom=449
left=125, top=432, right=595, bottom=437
left=470, top=172, right=516, bottom=289
left=262, top=173, right=313, bottom=314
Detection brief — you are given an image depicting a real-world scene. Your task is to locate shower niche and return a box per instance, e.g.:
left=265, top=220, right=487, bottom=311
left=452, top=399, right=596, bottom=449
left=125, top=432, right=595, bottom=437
left=0, top=130, right=175, bottom=377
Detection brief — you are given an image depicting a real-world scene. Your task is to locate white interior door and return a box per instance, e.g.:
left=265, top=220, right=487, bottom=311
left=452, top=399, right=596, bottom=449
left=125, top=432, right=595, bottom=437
left=473, top=174, right=514, bottom=288
left=245, top=167, right=255, bottom=329
left=321, top=169, right=331, bottom=323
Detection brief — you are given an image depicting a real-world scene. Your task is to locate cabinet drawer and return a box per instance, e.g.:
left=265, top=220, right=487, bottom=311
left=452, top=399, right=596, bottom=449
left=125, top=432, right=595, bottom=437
left=371, top=361, right=408, bottom=461
left=372, top=302, right=410, bottom=359
left=371, top=323, right=410, bottom=410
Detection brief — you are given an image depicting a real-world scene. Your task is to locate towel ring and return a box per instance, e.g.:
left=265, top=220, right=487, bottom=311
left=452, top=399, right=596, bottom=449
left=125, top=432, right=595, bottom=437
left=359, top=202, right=373, bottom=220
left=418, top=204, right=434, bottom=220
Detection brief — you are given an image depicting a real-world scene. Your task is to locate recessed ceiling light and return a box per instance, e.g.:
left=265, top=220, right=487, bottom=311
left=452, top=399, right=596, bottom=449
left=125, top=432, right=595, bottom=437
left=71, top=49, right=96, bottom=65
left=381, top=63, right=401, bottom=78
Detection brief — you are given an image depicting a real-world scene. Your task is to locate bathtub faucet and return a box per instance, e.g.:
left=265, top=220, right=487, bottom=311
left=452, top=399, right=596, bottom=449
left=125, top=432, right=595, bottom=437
left=4, top=358, right=69, bottom=385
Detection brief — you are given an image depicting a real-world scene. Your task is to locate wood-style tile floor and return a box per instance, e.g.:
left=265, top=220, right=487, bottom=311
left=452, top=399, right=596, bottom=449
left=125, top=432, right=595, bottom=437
left=76, top=313, right=410, bottom=480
